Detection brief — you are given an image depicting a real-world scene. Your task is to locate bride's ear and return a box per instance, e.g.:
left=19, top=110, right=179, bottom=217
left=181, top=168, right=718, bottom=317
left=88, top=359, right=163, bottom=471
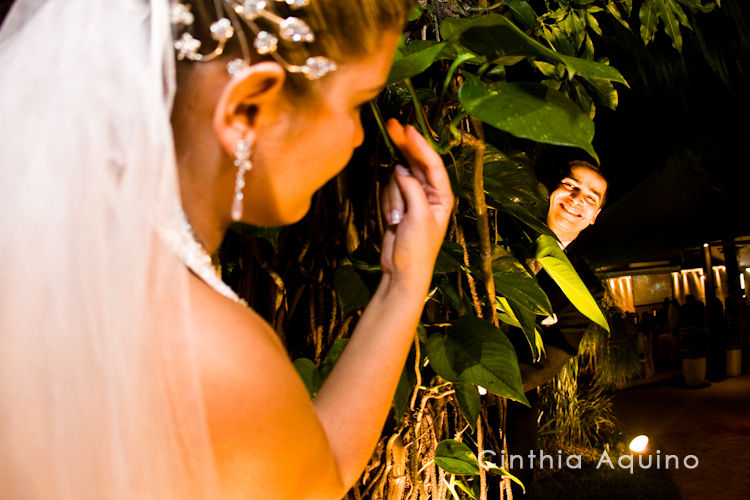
left=213, top=61, right=286, bottom=154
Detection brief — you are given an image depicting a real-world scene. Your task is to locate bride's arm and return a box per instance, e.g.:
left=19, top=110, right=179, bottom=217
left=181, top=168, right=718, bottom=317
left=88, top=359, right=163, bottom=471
left=195, top=121, right=452, bottom=500
left=313, top=121, right=453, bottom=487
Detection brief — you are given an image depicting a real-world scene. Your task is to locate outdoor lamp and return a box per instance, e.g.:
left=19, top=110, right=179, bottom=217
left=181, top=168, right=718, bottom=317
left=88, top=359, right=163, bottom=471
left=629, top=435, right=649, bottom=453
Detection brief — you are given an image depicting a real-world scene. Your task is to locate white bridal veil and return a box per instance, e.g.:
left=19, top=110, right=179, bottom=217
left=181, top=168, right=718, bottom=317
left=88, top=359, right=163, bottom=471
left=0, top=1, right=219, bottom=497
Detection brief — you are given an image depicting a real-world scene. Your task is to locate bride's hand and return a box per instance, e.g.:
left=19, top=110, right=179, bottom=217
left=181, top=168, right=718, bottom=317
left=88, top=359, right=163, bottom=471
left=380, top=119, right=454, bottom=292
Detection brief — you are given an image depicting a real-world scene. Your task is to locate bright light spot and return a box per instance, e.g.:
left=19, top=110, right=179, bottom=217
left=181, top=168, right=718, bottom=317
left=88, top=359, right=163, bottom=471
left=629, top=435, right=649, bottom=453
left=477, top=386, right=487, bottom=396
left=704, top=243, right=709, bottom=248
left=741, top=274, right=746, bottom=290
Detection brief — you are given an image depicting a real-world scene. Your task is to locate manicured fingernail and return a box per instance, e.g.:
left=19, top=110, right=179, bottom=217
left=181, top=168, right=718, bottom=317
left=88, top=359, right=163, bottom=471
left=390, top=209, right=402, bottom=225
left=395, top=164, right=409, bottom=177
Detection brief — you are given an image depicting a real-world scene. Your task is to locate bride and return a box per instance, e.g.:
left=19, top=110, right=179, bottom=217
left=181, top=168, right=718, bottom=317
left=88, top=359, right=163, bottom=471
left=0, top=1, right=453, bottom=499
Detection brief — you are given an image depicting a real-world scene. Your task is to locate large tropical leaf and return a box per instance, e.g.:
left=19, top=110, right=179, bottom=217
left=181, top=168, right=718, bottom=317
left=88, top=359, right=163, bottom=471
left=496, top=296, right=523, bottom=329
left=482, top=146, right=549, bottom=221
left=492, top=245, right=552, bottom=316
left=453, top=382, right=481, bottom=430
left=333, top=261, right=370, bottom=318
left=388, top=39, right=450, bottom=84
left=459, top=73, right=598, bottom=160
left=534, top=235, right=609, bottom=331
left=426, top=315, right=529, bottom=405
left=434, top=439, right=480, bottom=475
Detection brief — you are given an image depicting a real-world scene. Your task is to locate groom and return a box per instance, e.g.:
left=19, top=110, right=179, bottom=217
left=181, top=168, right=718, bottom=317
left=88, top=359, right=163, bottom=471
left=491, top=160, right=608, bottom=498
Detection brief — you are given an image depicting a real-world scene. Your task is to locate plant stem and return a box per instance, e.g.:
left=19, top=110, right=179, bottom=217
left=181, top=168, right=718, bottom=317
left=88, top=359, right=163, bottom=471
left=403, top=78, right=438, bottom=149
left=468, top=118, right=499, bottom=327
left=448, top=110, right=468, bottom=148
left=369, top=100, right=396, bottom=158
left=478, top=414, right=487, bottom=500
left=433, top=53, right=474, bottom=128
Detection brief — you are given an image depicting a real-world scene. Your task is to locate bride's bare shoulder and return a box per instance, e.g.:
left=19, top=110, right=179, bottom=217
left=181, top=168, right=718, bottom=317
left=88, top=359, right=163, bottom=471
left=182, top=273, right=341, bottom=499
left=186, top=272, right=286, bottom=358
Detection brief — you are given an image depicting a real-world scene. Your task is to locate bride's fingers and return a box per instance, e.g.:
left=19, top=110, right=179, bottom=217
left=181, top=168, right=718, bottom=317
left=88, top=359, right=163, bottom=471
left=404, top=126, right=450, bottom=192
left=386, top=119, right=451, bottom=206
left=382, top=170, right=405, bottom=226
left=393, top=165, right=430, bottom=221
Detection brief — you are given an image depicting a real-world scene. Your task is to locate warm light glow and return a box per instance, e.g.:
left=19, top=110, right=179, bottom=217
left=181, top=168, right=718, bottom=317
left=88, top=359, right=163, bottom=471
left=741, top=274, right=746, bottom=290
left=629, top=435, right=649, bottom=453
left=703, top=243, right=709, bottom=248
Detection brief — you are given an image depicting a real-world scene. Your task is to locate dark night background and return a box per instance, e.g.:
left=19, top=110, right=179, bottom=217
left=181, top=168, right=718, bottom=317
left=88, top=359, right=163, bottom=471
left=571, top=1, right=750, bottom=267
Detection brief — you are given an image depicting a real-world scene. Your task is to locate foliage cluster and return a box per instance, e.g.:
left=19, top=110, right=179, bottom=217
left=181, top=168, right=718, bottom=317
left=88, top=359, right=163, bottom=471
left=221, top=0, right=718, bottom=497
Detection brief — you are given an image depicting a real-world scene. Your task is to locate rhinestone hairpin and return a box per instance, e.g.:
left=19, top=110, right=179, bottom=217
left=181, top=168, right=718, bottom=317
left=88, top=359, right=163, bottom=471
left=171, top=0, right=337, bottom=80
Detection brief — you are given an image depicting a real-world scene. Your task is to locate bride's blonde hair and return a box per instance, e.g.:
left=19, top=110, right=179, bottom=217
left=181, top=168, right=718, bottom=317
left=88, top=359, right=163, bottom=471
left=181, top=0, right=415, bottom=92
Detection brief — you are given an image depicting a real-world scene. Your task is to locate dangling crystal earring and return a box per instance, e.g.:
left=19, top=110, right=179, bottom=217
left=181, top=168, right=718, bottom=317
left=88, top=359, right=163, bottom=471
left=231, top=137, right=253, bottom=221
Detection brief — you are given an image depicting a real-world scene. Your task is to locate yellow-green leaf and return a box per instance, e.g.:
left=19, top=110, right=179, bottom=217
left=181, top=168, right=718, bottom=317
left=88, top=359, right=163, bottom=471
left=534, top=235, right=609, bottom=332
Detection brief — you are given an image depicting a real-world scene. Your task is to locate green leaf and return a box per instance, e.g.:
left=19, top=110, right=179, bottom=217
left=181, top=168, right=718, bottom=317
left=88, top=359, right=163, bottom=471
left=657, top=0, right=683, bottom=51
left=492, top=194, right=555, bottom=237
left=582, top=75, right=619, bottom=110
left=675, top=0, right=716, bottom=14
left=417, top=322, right=429, bottom=344
left=569, top=78, right=596, bottom=119
left=440, top=14, right=627, bottom=85
left=319, top=338, right=349, bottom=380
left=333, top=261, right=370, bottom=318
left=388, top=39, right=449, bottom=84
left=426, top=316, right=529, bottom=405
left=567, top=11, right=588, bottom=53
left=557, top=53, right=626, bottom=84
left=639, top=0, right=659, bottom=45
left=605, top=2, right=631, bottom=29
left=668, top=0, right=691, bottom=28
left=454, top=382, right=481, bottom=430
left=408, top=3, right=423, bottom=21
left=393, top=355, right=415, bottom=419
left=487, top=464, right=526, bottom=493
left=438, top=278, right=464, bottom=313
left=505, top=0, right=540, bottom=30
left=434, top=439, right=480, bottom=475
left=581, top=32, right=595, bottom=60
left=586, top=10, right=603, bottom=36
left=292, top=358, right=322, bottom=398
left=459, top=73, right=598, bottom=161
left=496, top=296, right=523, bottom=329
left=482, top=147, right=549, bottom=221
left=534, top=60, right=565, bottom=79
left=492, top=246, right=552, bottom=316
left=456, top=478, right=479, bottom=500
left=534, top=234, right=609, bottom=332
left=435, top=241, right=465, bottom=274
left=508, top=298, right=542, bottom=361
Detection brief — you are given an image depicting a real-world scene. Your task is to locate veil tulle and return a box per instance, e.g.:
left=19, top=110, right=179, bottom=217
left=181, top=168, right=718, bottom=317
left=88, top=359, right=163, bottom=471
left=0, top=1, right=219, bottom=497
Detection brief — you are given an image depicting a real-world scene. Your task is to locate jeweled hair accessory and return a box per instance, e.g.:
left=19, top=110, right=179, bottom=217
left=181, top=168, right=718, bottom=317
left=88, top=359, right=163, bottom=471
left=171, top=0, right=337, bottom=80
